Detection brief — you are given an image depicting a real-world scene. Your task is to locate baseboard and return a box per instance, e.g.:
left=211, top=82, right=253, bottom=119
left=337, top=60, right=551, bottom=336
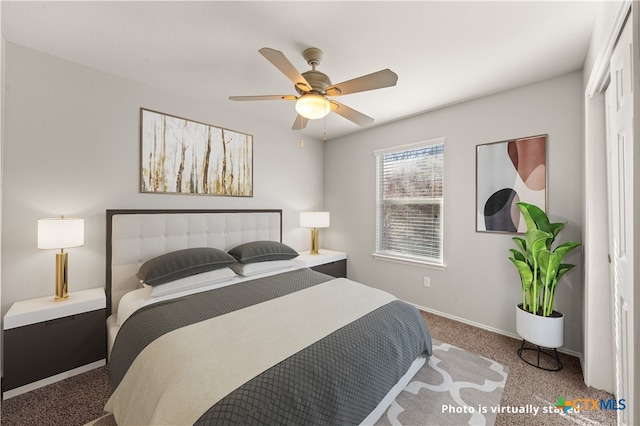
left=2, top=359, right=106, bottom=400
left=410, top=302, right=583, bottom=360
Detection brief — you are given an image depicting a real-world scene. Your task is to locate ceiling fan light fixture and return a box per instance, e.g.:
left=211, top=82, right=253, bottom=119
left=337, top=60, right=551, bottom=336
left=295, top=94, right=330, bottom=120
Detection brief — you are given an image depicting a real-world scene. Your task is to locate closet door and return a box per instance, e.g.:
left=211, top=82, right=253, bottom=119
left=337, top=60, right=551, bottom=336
left=605, top=15, right=635, bottom=426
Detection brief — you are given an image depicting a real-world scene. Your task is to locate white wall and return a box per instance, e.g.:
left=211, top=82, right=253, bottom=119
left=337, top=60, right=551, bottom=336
left=324, top=71, right=585, bottom=355
left=1, top=42, right=325, bottom=316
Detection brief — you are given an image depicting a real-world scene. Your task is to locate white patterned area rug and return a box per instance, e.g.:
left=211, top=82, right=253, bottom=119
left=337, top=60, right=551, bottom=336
left=375, top=340, right=508, bottom=426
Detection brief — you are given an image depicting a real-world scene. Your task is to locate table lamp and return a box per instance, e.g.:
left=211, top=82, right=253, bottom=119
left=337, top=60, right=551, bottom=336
left=37, top=216, right=84, bottom=301
left=300, top=211, right=330, bottom=255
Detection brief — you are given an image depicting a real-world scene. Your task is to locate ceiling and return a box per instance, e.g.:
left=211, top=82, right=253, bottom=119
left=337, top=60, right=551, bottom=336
left=1, top=1, right=600, bottom=140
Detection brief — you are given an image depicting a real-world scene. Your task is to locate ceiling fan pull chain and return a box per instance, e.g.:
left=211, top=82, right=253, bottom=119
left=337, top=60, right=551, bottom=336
left=323, top=117, right=327, bottom=141
left=323, top=104, right=328, bottom=141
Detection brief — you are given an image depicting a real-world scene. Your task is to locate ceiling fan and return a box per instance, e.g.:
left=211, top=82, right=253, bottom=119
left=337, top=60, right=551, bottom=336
left=229, top=47, right=398, bottom=130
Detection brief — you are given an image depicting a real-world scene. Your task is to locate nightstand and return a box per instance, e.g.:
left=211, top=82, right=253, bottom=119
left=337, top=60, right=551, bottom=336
left=3, top=287, right=106, bottom=399
left=297, top=249, right=347, bottom=278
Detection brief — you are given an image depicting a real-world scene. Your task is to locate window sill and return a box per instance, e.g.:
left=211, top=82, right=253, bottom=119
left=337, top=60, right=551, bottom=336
left=371, top=253, right=446, bottom=270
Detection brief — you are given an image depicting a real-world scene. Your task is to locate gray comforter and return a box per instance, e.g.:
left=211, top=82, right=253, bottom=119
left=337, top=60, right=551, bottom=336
left=109, top=268, right=432, bottom=425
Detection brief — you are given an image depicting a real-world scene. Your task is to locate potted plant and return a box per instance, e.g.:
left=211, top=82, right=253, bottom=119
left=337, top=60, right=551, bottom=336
left=509, top=202, right=581, bottom=350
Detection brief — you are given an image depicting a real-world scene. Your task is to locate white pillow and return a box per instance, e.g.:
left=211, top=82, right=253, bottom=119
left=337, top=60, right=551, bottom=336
left=229, top=260, right=298, bottom=277
left=116, top=269, right=239, bottom=326
left=143, top=267, right=237, bottom=297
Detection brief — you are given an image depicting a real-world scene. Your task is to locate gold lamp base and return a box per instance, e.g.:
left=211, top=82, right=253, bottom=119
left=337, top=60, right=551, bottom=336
left=310, top=228, right=320, bottom=255
left=54, top=251, right=69, bottom=301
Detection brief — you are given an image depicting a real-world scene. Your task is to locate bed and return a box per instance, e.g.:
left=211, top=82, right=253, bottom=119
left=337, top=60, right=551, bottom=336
left=103, top=209, right=432, bottom=425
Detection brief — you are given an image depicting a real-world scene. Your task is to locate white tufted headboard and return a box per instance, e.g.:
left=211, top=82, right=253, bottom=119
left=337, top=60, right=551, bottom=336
left=106, top=209, right=282, bottom=316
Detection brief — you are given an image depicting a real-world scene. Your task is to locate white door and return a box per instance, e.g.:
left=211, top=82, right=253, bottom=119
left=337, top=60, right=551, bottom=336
left=605, top=17, right=635, bottom=426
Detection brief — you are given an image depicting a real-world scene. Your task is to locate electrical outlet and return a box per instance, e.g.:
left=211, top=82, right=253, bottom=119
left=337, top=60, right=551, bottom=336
left=423, top=276, right=431, bottom=287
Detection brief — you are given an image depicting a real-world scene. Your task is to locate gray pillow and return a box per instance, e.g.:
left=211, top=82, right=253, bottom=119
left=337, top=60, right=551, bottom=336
left=228, top=241, right=298, bottom=264
left=137, top=247, right=237, bottom=286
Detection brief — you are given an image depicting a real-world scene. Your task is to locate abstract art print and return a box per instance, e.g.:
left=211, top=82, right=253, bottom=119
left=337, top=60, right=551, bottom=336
left=476, top=135, right=546, bottom=233
left=140, top=108, right=253, bottom=196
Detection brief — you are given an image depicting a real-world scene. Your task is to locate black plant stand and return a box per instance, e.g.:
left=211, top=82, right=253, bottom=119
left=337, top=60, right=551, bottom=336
left=517, top=339, right=563, bottom=371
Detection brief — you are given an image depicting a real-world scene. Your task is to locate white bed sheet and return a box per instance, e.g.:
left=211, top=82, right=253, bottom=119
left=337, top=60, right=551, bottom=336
left=360, top=354, right=427, bottom=425
left=107, top=262, right=304, bottom=356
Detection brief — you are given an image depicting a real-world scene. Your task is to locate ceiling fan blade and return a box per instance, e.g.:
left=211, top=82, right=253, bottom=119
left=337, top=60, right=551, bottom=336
left=330, top=101, right=375, bottom=127
left=325, top=69, right=398, bottom=97
left=259, top=48, right=312, bottom=92
left=229, top=95, right=297, bottom=101
left=292, top=115, right=309, bottom=130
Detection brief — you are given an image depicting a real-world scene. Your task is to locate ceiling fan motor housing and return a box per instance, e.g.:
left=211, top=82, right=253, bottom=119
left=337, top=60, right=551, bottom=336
left=294, top=47, right=333, bottom=95
left=297, top=70, right=332, bottom=95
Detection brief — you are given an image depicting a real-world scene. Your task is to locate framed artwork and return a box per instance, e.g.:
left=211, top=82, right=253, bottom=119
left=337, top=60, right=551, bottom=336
left=140, top=108, right=253, bottom=197
left=476, top=134, right=547, bottom=233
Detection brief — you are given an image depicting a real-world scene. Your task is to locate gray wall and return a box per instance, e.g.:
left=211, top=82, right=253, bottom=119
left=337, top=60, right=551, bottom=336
left=1, top=42, right=325, bottom=316
left=323, top=71, right=585, bottom=355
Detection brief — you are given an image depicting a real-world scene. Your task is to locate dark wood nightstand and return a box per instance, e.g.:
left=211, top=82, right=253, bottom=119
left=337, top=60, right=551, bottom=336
left=3, top=287, right=106, bottom=399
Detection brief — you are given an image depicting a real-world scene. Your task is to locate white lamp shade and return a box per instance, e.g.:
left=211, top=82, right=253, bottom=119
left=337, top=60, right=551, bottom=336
left=38, top=218, right=84, bottom=249
left=295, top=94, right=330, bottom=120
left=300, top=211, right=330, bottom=228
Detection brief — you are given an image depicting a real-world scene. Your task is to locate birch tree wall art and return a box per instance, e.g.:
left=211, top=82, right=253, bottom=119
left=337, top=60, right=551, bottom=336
left=140, top=109, right=253, bottom=196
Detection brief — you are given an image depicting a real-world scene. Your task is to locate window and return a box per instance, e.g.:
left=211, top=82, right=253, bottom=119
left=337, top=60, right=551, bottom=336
left=374, top=138, right=444, bottom=266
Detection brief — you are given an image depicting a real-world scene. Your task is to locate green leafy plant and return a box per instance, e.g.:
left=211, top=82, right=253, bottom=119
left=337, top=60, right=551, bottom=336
left=509, top=202, right=581, bottom=317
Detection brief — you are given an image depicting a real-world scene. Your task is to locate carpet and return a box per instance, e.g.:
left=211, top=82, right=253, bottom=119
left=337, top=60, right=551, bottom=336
left=375, top=340, right=509, bottom=426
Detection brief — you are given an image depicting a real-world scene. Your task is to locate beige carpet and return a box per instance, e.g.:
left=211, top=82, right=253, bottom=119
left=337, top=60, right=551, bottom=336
left=0, top=365, right=110, bottom=426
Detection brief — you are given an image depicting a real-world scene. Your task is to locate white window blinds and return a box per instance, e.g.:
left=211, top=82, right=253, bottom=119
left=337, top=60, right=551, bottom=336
left=375, top=138, right=444, bottom=265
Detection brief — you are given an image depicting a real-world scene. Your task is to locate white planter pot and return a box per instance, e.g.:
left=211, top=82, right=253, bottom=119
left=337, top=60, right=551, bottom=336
left=516, top=304, right=564, bottom=348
